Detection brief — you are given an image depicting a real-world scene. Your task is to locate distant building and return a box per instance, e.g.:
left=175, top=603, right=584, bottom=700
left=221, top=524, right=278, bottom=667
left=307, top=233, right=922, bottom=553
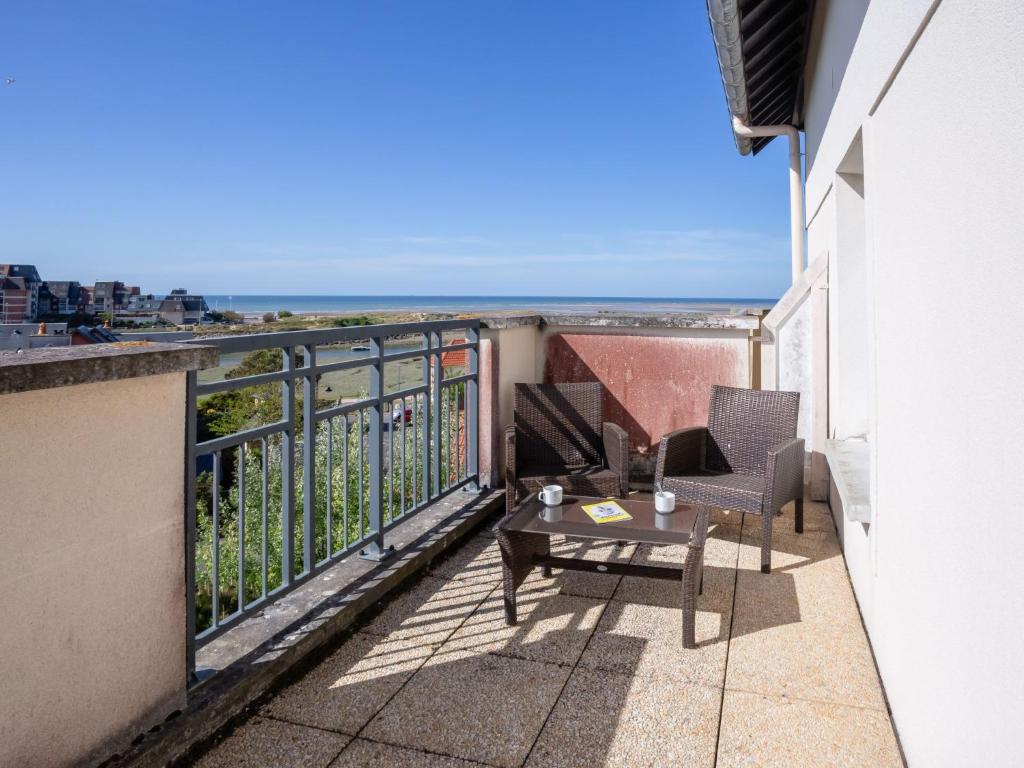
left=0, top=322, right=72, bottom=351
left=0, top=265, right=43, bottom=322
left=43, top=281, right=86, bottom=315
left=87, top=281, right=122, bottom=314
left=112, top=293, right=162, bottom=325
left=158, top=289, right=209, bottom=325
left=81, top=281, right=145, bottom=314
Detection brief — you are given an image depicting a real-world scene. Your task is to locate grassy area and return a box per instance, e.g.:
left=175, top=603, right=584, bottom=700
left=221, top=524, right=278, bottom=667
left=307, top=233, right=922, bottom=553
left=191, top=310, right=473, bottom=338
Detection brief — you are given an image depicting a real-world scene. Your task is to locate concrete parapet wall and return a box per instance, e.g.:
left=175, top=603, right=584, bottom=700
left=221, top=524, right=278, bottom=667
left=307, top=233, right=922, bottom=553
left=0, top=342, right=215, bottom=767
left=480, top=314, right=758, bottom=483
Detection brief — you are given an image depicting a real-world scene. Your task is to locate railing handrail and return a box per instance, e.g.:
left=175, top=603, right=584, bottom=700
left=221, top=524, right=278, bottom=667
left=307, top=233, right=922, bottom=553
left=183, top=318, right=477, bottom=354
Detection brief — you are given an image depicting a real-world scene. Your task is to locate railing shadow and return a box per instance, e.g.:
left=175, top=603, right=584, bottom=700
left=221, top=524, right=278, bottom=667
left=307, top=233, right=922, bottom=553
left=199, top=499, right=838, bottom=766
left=264, top=543, right=654, bottom=768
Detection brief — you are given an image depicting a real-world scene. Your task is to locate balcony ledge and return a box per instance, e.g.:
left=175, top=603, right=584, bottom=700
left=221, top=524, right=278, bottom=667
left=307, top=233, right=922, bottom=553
left=0, top=341, right=219, bottom=395
left=479, top=310, right=762, bottom=331
left=825, top=438, right=872, bottom=523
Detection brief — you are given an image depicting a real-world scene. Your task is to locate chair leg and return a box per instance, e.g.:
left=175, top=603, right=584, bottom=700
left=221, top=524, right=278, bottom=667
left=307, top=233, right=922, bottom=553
left=541, top=565, right=552, bottom=577
left=682, top=572, right=697, bottom=649
left=503, top=591, right=518, bottom=626
left=761, top=512, right=772, bottom=574
left=795, top=498, right=804, bottom=534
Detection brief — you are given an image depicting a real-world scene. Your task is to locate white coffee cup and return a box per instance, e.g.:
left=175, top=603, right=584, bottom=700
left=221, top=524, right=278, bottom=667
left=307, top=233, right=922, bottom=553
left=654, top=490, right=676, bottom=513
left=539, top=485, right=563, bottom=506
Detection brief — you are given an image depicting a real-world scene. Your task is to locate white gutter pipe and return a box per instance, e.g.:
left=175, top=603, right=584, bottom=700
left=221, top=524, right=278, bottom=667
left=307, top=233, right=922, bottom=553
left=732, top=116, right=805, bottom=283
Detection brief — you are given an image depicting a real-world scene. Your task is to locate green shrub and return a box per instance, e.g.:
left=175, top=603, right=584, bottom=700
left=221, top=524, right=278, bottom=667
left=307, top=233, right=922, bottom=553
left=331, top=315, right=373, bottom=328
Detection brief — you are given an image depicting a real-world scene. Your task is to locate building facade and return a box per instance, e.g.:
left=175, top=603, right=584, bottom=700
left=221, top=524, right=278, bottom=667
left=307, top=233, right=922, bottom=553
left=710, top=1, right=1024, bottom=766
left=158, top=289, right=209, bottom=325
left=44, top=281, right=86, bottom=315
left=0, top=265, right=43, bottom=323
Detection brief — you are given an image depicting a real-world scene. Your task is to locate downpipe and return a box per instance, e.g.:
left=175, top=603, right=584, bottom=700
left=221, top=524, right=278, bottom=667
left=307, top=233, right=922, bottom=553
left=732, top=117, right=805, bottom=284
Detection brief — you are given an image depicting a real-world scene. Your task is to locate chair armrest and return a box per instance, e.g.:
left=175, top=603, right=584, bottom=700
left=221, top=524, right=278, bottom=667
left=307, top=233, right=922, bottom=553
left=655, top=427, right=707, bottom=488
left=765, top=437, right=805, bottom=513
left=602, top=422, right=630, bottom=496
left=504, top=424, right=517, bottom=516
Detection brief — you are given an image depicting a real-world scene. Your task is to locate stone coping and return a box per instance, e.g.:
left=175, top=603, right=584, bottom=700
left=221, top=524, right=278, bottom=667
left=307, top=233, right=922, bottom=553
left=0, top=342, right=219, bottom=395
left=479, top=310, right=762, bottom=331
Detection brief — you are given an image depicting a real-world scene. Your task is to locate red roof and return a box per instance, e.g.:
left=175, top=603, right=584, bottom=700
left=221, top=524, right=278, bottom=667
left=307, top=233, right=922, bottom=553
left=440, top=338, right=468, bottom=368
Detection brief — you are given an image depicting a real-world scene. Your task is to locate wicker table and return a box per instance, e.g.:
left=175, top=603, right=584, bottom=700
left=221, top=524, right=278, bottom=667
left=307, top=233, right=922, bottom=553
left=496, top=494, right=710, bottom=648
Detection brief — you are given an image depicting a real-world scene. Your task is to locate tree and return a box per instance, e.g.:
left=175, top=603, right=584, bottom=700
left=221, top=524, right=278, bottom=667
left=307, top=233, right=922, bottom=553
left=278, top=309, right=293, bottom=318
left=197, top=348, right=305, bottom=442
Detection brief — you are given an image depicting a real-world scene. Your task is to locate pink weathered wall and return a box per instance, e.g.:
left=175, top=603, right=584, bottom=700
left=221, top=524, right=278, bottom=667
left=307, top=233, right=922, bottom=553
left=543, top=332, right=750, bottom=456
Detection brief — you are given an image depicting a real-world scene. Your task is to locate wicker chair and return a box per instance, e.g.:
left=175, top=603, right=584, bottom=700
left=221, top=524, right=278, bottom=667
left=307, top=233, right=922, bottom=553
left=504, top=383, right=629, bottom=516
left=655, top=385, right=804, bottom=573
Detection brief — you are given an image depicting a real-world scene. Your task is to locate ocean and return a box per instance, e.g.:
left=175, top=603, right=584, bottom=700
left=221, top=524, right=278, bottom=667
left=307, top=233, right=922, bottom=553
left=204, top=295, right=776, bottom=315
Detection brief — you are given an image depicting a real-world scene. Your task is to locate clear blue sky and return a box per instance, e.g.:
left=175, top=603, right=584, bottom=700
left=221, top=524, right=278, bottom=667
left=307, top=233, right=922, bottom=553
left=0, top=1, right=793, bottom=298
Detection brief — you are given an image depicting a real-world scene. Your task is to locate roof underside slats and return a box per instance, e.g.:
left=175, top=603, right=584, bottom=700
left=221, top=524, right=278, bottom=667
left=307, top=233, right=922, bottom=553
left=740, top=0, right=813, bottom=152
left=725, top=0, right=814, bottom=154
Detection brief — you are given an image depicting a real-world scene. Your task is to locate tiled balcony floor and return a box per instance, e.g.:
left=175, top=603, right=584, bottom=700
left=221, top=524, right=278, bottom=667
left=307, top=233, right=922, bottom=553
left=196, top=496, right=903, bottom=768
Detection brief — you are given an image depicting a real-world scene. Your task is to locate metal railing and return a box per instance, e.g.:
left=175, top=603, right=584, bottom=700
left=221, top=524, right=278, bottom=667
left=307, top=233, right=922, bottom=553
left=184, top=319, right=479, bottom=682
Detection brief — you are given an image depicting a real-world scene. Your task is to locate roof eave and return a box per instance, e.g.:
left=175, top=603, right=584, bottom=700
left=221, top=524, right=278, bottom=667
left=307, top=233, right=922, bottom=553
left=708, top=0, right=754, bottom=155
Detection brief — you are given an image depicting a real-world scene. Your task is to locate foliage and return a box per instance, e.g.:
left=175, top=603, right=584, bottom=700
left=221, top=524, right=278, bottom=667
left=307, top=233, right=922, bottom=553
left=212, top=310, right=244, bottom=323
left=193, top=386, right=467, bottom=634
left=262, top=312, right=276, bottom=323
left=331, top=315, right=373, bottom=328
left=197, top=348, right=304, bottom=443
left=277, top=309, right=294, bottom=318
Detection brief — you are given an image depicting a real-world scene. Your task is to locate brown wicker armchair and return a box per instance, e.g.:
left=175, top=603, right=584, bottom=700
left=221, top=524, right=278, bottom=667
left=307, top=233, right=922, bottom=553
left=655, top=385, right=803, bottom=573
left=505, top=383, right=629, bottom=516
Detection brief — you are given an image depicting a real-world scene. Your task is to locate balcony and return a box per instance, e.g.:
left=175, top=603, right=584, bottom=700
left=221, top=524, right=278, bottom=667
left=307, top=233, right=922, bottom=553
left=195, top=497, right=899, bottom=768
left=0, top=311, right=901, bottom=768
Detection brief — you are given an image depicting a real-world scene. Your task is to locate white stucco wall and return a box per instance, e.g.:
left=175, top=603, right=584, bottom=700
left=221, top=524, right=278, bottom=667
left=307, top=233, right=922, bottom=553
left=805, top=2, right=1024, bottom=766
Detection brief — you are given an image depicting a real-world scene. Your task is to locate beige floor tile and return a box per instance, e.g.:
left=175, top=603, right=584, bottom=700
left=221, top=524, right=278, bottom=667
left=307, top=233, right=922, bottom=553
left=736, top=525, right=840, bottom=573
left=627, top=521, right=739, bottom=572
left=362, top=575, right=494, bottom=645
left=615, top=559, right=733, bottom=614
left=197, top=716, right=350, bottom=768
left=630, top=541, right=687, bottom=570
left=526, top=667, right=720, bottom=768
left=548, top=536, right=635, bottom=599
left=716, top=690, right=902, bottom=768
left=548, top=535, right=637, bottom=560
left=363, top=650, right=570, bottom=768
left=732, top=555, right=860, bottom=629
left=710, top=507, right=746, bottom=528
left=427, top=535, right=504, bottom=585
left=798, top=498, right=837, bottom=533
left=330, top=738, right=488, bottom=767
left=262, top=631, right=437, bottom=734
left=555, top=569, right=622, bottom=600
left=578, top=599, right=729, bottom=688
left=726, top=608, right=886, bottom=710
left=441, top=591, right=606, bottom=666
left=766, top=499, right=827, bottom=533
left=706, top=521, right=743, bottom=565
